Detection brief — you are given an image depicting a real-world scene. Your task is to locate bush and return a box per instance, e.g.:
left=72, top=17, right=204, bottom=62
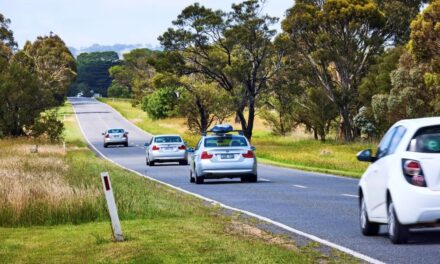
left=107, top=82, right=131, bottom=98
left=31, top=111, right=65, bottom=142
left=141, top=87, right=178, bottom=119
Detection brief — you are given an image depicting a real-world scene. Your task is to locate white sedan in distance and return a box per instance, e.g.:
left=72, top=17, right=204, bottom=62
left=102, top=128, right=128, bottom=148
left=357, top=117, right=440, bottom=244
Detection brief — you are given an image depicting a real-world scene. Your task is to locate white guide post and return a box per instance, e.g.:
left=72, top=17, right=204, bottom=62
left=100, top=172, right=124, bottom=241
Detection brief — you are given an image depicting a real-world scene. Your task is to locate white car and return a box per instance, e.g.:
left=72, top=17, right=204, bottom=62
left=357, top=117, right=440, bottom=244
left=188, top=124, right=257, bottom=184
left=145, top=135, right=188, bottom=166
left=102, top=128, right=128, bottom=148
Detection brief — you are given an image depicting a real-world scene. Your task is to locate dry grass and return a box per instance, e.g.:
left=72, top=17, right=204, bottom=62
left=0, top=139, right=100, bottom=226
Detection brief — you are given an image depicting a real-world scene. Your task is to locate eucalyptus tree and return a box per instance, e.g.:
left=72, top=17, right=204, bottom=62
left=23, top=35, right=76, bottom=106
left=282, top=0, right=388, bottom=141
left=159, top=0, right=283, bottom=140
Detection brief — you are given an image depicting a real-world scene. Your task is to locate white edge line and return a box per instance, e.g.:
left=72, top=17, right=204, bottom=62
left=293, top=185, right=307, bottom=189
left=70, top=98, right=384, bottom=264
left=259, top=178, right=271, bottom=182
left=342, top=194, right=359, bottom=198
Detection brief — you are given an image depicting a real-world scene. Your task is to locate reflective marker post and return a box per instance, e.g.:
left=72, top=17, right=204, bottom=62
left=100, top=172, right=124, bottom=242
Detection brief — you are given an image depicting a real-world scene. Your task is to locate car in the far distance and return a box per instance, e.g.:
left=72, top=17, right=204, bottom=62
left=188, top=124, right=257, bottom=184
left=357, top=117, right=440, bottom=244
left=102, top=128, right=128, bottom=148
left=145, top=135, right=188, bottom=166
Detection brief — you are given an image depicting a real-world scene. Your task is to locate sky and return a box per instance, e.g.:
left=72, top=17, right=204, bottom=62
left=0, top=0, right=294, bottom=49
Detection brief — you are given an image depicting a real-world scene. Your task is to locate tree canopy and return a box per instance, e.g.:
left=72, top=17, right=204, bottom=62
left=159, top=0, right=282, bottom=140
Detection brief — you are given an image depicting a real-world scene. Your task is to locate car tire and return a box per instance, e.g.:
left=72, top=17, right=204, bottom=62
left=149, top=160, right=155, bottom=166
left=146, top=157, right=150, bottom=166
left=388, top=201, right=409, bottom=244
left=189, top=170, right=195, bottom=183
left=240, top=176, right=249, bottom=183
left=104, top=143, right=108, bottom=148
left=124, top=142, right=128, bottom=147
left=195, top=172, right=204, bottom=184
left=360, top=196, right=380, bottom=236
left=249, top=174, right=258, bottom=183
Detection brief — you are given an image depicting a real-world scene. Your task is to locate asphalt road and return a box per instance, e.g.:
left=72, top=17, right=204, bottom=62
left=70, top=97, right=440, bottom=264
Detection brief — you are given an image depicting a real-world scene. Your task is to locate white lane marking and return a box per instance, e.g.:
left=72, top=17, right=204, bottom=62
left=292, top=184, right=307, bottom=189
left=259, top=178, right=271, bottom=182
left=71, top=98, right=384, bottom=264
left=259, top=164, right=359, bottom=181
left=342, top=194, right=359, bottom=198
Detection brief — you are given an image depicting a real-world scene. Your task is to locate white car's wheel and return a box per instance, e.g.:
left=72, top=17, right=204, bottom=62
left=388, top=201, right=409, bottom=244
left=189, top=170, right=195, bottom=183
left=360, top=196, right=380, bottom=236
left=195, top=170, right=204, bottom=184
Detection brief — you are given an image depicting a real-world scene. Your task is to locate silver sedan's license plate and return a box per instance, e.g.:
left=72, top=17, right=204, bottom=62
left=221, top=154, right=234, bottom=159
left=163, top=147, right=173, bottom=150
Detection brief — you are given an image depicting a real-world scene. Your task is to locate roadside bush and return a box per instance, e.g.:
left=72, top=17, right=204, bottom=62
left=141, top=87, right=178, bottom=119
left=31, top=110, right=65, bottom=142
left=107, top=82, right=131, bottom=98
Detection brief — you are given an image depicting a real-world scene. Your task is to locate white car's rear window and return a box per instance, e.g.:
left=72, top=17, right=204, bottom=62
left=409, top=126, right=440, bottom=153
left=204, top=136, right=248, bottom=148
left=108, top=129, right=124, bottom=133
left=154, top=136, right=182, bottom=143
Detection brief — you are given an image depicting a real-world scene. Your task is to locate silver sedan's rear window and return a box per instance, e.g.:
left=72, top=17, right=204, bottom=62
left=409, top=126, right=440, bottom=153
left=204, top=136, right=248, bottom=148
left=154, top=136, right=182, bottom=143
left=108, top=129, right=124, bottom=133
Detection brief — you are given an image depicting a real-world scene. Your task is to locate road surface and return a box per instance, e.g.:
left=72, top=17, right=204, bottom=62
left=70, top=97, right=440, bottom=264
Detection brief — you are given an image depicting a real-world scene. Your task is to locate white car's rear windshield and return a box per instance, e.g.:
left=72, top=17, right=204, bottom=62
left=409, top=126, right=440, bottom=153
left=204, top=136, right=248, bottom=148
left=108, top=129, right=124, bottom=133
left=154, top=136, right=182, bottom=143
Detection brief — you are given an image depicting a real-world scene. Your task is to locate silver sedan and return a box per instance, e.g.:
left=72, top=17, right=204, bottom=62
left=102, top=128, right=128, bottom=148
left=145, top=135, right=188, bottom=166
left=188, top=128, right=257, bottom=184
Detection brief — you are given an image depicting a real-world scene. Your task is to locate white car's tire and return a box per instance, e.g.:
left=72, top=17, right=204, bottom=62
left=388, top=201, right=409, bottom=244
left=360, top=196, right=380, bottom=236
left=189, top=170, right=195, bottom=183
left=195, top=171, right=204, bottom=184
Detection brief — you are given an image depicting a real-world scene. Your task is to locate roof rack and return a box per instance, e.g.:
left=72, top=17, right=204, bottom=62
left=202, top=124, right=244, bottom=136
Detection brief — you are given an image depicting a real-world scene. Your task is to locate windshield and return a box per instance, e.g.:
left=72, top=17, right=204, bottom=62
left=108, top=129, right=124, bottom=134
left=204, top=136, right=248, bottom=148
left=409, top=125, right=440, bottom=153
left=154, top=136, right=182, bottom=143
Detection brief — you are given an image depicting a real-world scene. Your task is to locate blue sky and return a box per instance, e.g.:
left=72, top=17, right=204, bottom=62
left=0, top=0, right=293, bottom=49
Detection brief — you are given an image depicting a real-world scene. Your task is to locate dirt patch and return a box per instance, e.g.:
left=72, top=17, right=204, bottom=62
left=225, top=220, right=298, bottom=251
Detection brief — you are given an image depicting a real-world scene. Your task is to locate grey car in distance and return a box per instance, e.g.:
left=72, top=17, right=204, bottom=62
left=102, top=128, right=128, bottom=148
left=145, top=135, right=188, bottom=166
left=188, top=124, right=257, bottom=184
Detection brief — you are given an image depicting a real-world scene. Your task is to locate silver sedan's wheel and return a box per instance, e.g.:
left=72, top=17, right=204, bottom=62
left=195, top=170, right=204, bottom=184
left=189, top=170, right=195, bottom=183
left=388, top=201, right=409, bottom=244
left=360, top=196, right=379, bottom=236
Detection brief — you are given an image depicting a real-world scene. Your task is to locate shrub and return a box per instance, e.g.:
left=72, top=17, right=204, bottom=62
left=141, top=87, right=178, bottom=119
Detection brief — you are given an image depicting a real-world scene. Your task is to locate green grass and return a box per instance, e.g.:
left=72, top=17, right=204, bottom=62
left=0, top=101, right=359, bottom=263
left=101, top=98, right=375, bottom=177
left=0, top=218, right=355, bottom=264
